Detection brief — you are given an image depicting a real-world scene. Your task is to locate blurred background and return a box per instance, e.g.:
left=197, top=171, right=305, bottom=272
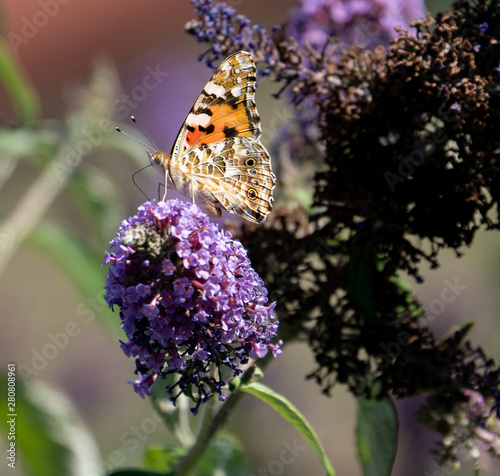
left=1, top=0, right=500, bottom=475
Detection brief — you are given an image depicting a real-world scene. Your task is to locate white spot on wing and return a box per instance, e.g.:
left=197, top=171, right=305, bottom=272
left=186, top=112, right=211, bottom=127
left=231, top=86, right=242, bottom=97
left=204, top=81, right=226, bottom=98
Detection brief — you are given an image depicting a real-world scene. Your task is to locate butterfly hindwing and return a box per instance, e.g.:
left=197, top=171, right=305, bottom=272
left=185, top=136, right=275, bottom=223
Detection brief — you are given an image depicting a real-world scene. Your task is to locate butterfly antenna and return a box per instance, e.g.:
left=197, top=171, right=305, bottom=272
left=115, top=126, right=156, bottom=152
left=132, top=164, right=152, bottom=200
left=130, top=115, right=159, bottom=151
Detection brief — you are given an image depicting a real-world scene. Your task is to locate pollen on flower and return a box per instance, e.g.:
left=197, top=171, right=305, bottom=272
left=103, top=199, right=281, bottom=414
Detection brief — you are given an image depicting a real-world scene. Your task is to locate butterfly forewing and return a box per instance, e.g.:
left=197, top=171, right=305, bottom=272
left=164, top=51, right=276, bottom=223
left=172, top=51, right=262, bottom=157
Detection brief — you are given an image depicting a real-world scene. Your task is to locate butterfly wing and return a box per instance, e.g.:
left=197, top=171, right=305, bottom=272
left=183, top=136, right=275, bottom=223
left=168, top=51, right=276, bottom=223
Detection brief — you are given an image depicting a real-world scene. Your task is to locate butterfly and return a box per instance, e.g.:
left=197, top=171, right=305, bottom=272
left=146, top=51, right=276, bottom=224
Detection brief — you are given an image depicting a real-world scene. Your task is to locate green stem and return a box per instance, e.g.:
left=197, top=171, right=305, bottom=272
left=174, top=395, right=216, bottom=476
left=151, top=392, right=195, bottom=450
left=0, top=152, right=81, bottom=275
left=0, top=63, right=118, bottom=276
left=173, top=309, right=289, bottom=474
left=174, top=364, right=260, bottom=475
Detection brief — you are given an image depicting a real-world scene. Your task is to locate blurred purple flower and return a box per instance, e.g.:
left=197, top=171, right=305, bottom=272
left=103, top=199, right=281, bottom=414
left=286, top=0, right=426, bottom=51
left=460, top=390, right=500, bottom=459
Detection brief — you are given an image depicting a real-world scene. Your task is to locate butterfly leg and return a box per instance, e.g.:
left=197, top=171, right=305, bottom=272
left=161, top=169, right=169, bottom=202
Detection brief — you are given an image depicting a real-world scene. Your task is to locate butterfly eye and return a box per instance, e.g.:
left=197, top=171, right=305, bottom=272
left=245, top=158, right=256, bottom=167
left=247, top=188, right=257, bottom=200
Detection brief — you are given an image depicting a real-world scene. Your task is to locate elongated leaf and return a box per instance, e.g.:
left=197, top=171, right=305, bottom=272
left=0, top=375, right=101, bottom=476
left=142, top=446, right=185, bottom=472
left=356, top=396, right=398, bottom=476
left=25, top=222, right=120, bottom=335
left=0, top=38, right=40, bottom=125
left=26, top=222, right=102, bottom=297
left=240, top=382, right=335, bottom=476
left=193, top=432, right=252, bottom=476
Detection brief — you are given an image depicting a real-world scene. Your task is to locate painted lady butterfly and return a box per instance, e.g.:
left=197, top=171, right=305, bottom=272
left=147, top=51, right=276, bottom=224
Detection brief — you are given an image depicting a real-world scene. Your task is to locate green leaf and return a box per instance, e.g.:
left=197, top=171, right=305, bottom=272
left=0, top=37, right=40, bottom=125
left=347, top=248, right=384, bottom=326
left=69, top=165, right=125, bottom=250
left=0, top=1, right=4, bottom=33
left=389, top=274, right=423, bottom=319
left=355, top=396, right=398, bottom=476
left=193, top=432, right=252, bottom=476
left=0, top=127, right=59, bottom=163
left=240, top=382, right=335, bottom=476
left=107, top=470, right=168, bottom=476
left=0, top=375, right=101, bottom=476
left=150, top=379, right=195, bottom=448
left=26, top=222, right=101, bottom=297
left=142, top=446, right=186, bottom=472
left=25, top=222, right=120, bottom=336
left=141, top=433, right=251, bottom=476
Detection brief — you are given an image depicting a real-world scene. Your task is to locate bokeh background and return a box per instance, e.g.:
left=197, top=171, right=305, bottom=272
left=1, top=0, right=500, bottom=475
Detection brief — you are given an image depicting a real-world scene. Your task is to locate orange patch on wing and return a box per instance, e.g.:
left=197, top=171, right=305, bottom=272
left=185, top=127, right=207, bottom=146
left=185, top=102, right=254, bottom=148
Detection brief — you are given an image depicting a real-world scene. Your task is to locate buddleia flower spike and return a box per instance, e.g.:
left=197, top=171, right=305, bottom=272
left=103, top=199, right=282, bottom=414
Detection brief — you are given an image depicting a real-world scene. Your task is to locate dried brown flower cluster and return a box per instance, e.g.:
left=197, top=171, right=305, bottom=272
left=313, top=4, right=500, bottom=280
left=187, top=0, right=500, bottom=465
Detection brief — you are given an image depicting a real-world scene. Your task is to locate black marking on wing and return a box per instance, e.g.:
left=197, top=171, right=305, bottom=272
left=223, top=126, right=238, bottom=138
left=199, top=124, right=215, bottom=134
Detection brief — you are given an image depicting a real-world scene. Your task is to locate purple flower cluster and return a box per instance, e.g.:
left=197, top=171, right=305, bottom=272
left=452, top=390, right=500, bottom=460
left=103, top=199, right=281, bottom=414
left=286, top=0, right=426, bottom=51
left=185, top=0, right=278, bottom=72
